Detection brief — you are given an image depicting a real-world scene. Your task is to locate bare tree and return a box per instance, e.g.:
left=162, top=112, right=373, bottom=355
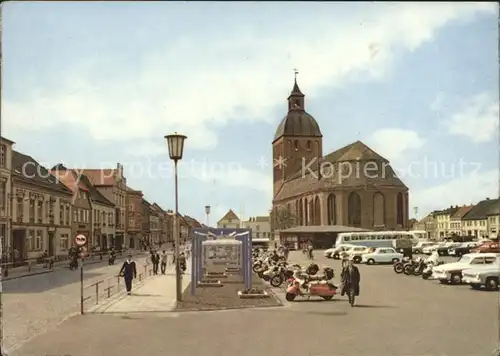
left=274, top=207, right=297, bottom=230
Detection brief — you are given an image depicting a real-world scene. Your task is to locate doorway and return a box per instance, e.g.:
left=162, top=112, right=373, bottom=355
left=48, top=232, right=54, bottom=257
left=130, top=237, right=135, bottom=249
left=12, top=229, right=26, bottom=265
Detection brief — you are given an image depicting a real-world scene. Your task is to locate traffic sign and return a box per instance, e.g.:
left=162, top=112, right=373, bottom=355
left=75, top=234, right=87, bottom=246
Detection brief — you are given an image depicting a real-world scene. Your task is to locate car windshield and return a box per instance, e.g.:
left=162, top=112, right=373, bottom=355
left=458, top=256, right=472, bottom=264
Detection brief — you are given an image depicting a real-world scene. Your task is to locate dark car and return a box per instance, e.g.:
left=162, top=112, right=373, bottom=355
left=448, top=242, right=481, bottom=257
left=437, top=243, right=462, bottom=256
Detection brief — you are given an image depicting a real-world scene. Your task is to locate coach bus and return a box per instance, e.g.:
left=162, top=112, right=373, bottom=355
left=335, top=231, right=417, bottom=249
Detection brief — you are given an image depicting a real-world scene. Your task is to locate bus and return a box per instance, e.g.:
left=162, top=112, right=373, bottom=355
left=410, top=230, right=427, bottom=240
left=335, top=231, right=417, bottom=249
left=252, top=238, right=271, bottom=250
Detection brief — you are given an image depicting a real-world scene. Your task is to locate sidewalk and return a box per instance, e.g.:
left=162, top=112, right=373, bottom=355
left=2, top=250, right=146, bottom=281
left=92, top=268, right=191, bottom=314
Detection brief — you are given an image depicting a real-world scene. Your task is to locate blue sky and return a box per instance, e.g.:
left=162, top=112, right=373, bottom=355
left=2, top=2, right=498, bottom=223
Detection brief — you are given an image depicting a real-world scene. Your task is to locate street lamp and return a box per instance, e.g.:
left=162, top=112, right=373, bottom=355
left=205, top=205, right=211, bottom=227
left=165, top=133, right=187, bottom=302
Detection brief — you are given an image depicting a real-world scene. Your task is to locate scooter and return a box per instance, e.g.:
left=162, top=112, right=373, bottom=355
left=269, top=264, right=300, bottom=288
left=285, top=268, right=336, bottom=301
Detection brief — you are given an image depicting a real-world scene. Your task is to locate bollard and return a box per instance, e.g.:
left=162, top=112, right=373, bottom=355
left=95, top=283, right=99, bottom=305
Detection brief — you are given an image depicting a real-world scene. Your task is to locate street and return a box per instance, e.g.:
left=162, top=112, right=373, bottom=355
left=8, top=250, right=498, bottom=356
left=3, top=255, right=148, bottom=351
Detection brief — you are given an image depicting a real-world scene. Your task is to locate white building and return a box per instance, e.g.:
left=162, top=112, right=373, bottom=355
left=242, top=216, right=271, bottom=240
left=217, top=209, right=241, bottom=229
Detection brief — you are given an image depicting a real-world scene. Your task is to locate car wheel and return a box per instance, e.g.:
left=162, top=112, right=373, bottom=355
left=353, top=256, right=361, bottom=264
left=332, top=253, right=339, bottom=260
left=486, top=277, right=499, bottom=291
left=367, top=259, right=375, bottom=265
left=322, top=296, right=333, bottom=301
left=285, top=293, right=296, bottom=301
left=450, top=273, right=462, bottom=285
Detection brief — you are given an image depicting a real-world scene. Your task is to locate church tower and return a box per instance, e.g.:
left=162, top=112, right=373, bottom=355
left=272, top=74, right=323, bottom=198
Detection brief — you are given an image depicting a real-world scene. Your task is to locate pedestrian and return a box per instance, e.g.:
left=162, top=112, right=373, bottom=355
left=340, top=258, right=361, bottom=306
left=167, top=248, right=174, bottom=266
left=178, top=252, right=187, bottom=274
left=160, top=250, right=168, bottom=274
left=119, top=254, right=137, bottom=295
left=151, top=251, right=160, bottom=275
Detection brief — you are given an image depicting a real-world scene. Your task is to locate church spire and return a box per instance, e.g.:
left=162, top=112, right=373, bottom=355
left=288, top=68, right=305, bottom=111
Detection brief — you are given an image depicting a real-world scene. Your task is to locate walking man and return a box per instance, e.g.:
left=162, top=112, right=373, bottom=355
left=160, top=250, right=168, bottom=274
left=119, top=254, right=137, bottom=295
left=151, top=251, right=160, bottom=275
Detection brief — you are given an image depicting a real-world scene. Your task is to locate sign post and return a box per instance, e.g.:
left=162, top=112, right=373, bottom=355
left=75, top=234, right=87, bottom=315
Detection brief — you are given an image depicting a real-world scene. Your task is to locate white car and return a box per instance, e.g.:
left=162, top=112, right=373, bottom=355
left=412, top=241, right=435, bottom=254
left=432, top=253, right=499, bottom=285
left=361, top=248, right=403, bottom=265
left=324, top=244, right=355, bottom=259
left=422, top=243, right=441, bottom=255
left=347, top=246, right=372, bottom=263
left=462, top=260, right=500, bottom=290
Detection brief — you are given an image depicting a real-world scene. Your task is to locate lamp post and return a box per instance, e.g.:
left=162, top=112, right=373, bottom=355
left=205, top=205, right=211, bottom=227
left=165, top=133, right=187, bottom=302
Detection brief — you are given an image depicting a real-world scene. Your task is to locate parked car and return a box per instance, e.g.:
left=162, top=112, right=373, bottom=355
left=432, top=253, right=498, bottom=285
left=324, top=244, right=355, bottom=259
left=422, top=243, right=440, bottom=255
left=448, top=242, right=482, bottom=257
left=412, top=241, right=435, bottom=254
left=361, top=247, right=403, bottom=265
left=436, top=242, right=462, bottom=256
left=347, top=246, right=373, bottom=263
left=462, top=259, right=500, bottom=291
left=470, top=241, right=500, bottom=253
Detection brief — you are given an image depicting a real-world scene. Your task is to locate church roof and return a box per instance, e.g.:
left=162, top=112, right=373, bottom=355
left=273, top=140, right=407, bottom=202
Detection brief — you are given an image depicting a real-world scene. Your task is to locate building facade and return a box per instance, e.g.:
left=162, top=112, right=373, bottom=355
left=51, top=166, right=92, bottom=246
left=242, top=216, right=271, bottom=240
left=126, top=187, right=143, bottom=249
left=81, top=163, right=127, bottom=248
left=217, top=209, right=241, bottom=229
left=462, top=198, right=499, bottom=238
left=141, top=199, right=151, bottom=244
left=79, top=174, right=116, bottom=250
left=272, top=78, right=409, bottom=234
left=149, top=205, right=161, bottom=246
left=0, top=137, right=14, bottom=259
left=433, top=206, right=459, bottom=239
left=11, top=151, right=73, bottom=260
left=449, top=205, right=474, bottom=236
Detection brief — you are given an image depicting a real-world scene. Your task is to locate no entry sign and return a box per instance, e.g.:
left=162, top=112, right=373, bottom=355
left=75, top=234, right=87, bottom=246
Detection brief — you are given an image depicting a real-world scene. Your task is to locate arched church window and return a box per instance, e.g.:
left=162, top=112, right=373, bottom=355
left=348, top=192, right=362, bottom=227
left=327, top=194, right=336, bottom=225
left=294, top=141, right=298, bottom=151
left=303, top=198, right=308, bottom=226
left=396, top=192, right=404, bottom=226
left=373, top=192, right=385, bottom=227
left=314, top=196, right=321, bottom=225
left=306, top=141, right=311, bottom=150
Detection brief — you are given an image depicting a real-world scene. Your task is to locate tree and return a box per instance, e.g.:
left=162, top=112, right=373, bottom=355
left=274, top=206, right=297, bottom=230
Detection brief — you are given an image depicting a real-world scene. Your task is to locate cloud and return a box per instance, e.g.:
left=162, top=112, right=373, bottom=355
left=3, top=3, right=496, bottom=150
left=444, top=92, right=499, bottom=143
left=367, top=128, right=426, bottom=162
left=410, top=169, right=498, bottom=216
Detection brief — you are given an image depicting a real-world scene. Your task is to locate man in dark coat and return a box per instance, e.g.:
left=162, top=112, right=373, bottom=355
left=151, top=251, right=160, bottom=275
left=340, top=259, right=360, bottom=302
left=119, top=254, right=137, bottom=295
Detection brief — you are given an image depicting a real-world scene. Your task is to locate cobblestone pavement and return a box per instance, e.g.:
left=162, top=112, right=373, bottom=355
left=3, top=255, right=148, bottom=351
left=9, top=250, right=498, bottom=356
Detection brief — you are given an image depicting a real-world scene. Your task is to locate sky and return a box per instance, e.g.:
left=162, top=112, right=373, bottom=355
left=2, top=2, right=499, bottom=224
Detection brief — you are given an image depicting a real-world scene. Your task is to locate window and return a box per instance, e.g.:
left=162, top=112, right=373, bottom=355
left=60, top=204, right=64, bottom=223
left=223, top=224, right=227, bottom=228
left=306, top=141, right=311, bottom=150
left=0, top=180, right=5, bottom=210
left=36, top=230, right=43, bottom=250
left=470, top=258, right=484, bottom=264
left=256, top=225, right=260, bottom=231
left=37, top=201, right=43, bottom=223
left=29, top=199, right=35, bottom=222
left=74, top=210, right=78, bottom=223
left=26, top=230, right=34, bottom=250
left=60, top=234, right=69, bottom=250
left=65, top=207, right=70, bottom=226
left=294, top=141, right=298, bottom=150
left=484, top=257, right=497, bottom=264
left=0, top=145, right=5, bottom=167
left=80, top=210, right=84, bottom=222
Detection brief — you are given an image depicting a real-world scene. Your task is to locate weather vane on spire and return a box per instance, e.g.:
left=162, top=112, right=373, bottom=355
left=293, top=68, right=299, bottom=81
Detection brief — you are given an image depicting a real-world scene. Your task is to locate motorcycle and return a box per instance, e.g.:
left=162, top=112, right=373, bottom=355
left=403, top=258, right=420, bottom=275
left=422, top=261, right=444, bottom=280
left=108, top=253, right=116, bottom=265
left=412, top=260, right=427, bottom=276
left=269, top=263, right=300, bottom=287
left=285, top=267, right=336, bottom=301
left=393, top=256, right=410, bottom=274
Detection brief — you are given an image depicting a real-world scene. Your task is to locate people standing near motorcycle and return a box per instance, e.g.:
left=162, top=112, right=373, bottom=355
left=340, top=258, right=360, bottom=306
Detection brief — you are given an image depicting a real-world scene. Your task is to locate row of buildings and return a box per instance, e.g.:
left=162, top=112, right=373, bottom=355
left=0, top=137, right=202, bottom=261
left=413, top=198, right=500, bottom=240
left=216, top=209, right=272, bottom=240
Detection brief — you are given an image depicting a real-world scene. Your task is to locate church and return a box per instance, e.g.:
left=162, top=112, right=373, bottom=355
left=272, top=77, right=410, bottom=248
